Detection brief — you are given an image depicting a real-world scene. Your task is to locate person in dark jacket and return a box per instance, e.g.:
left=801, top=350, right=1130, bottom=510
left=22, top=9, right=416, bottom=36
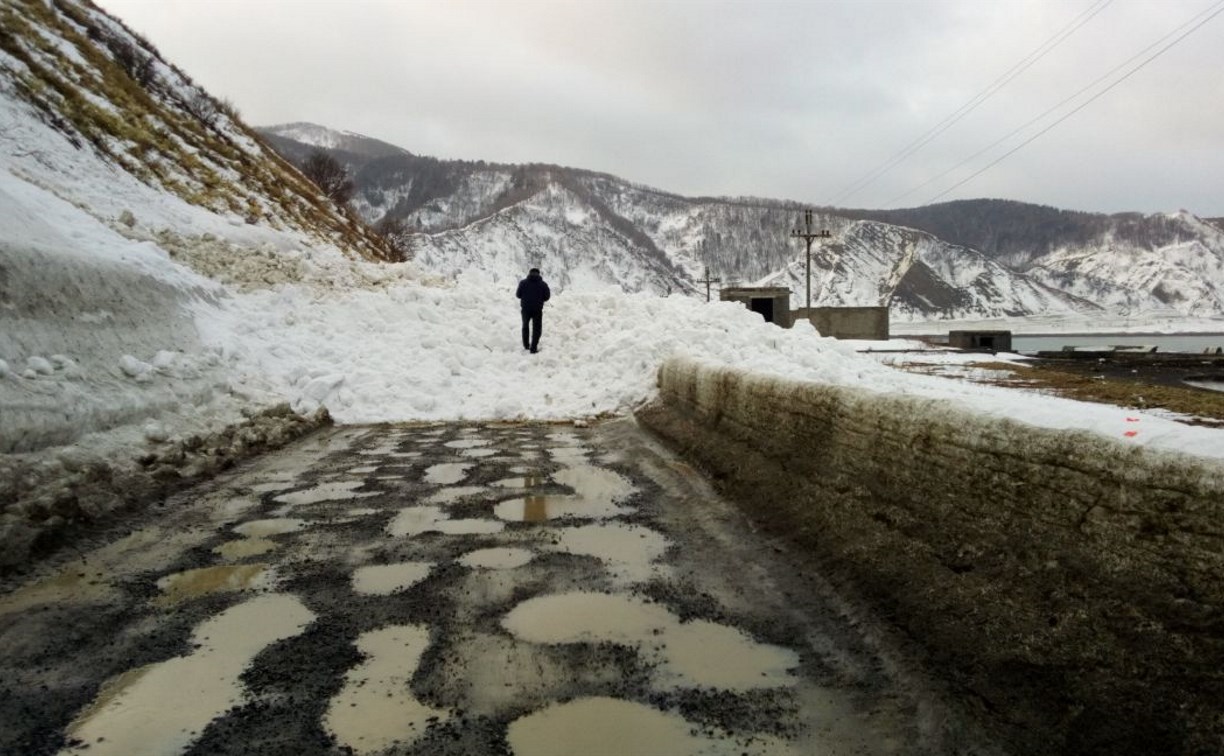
left=515, top=268, right=551, bottom=353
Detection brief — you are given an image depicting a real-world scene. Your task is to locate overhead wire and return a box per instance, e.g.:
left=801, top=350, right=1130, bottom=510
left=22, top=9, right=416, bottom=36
left=886, top=0, right=1224, bottom=207
left=923, top=0, right=1224, bottom=205
left=824, top=0, right=1115, bottom=207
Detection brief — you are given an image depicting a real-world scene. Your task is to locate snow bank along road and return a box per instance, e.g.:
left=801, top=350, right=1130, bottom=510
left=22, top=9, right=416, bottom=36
left=0, top=419, right=999, bottom=756
left=639, top=357, right=1224, bottom=755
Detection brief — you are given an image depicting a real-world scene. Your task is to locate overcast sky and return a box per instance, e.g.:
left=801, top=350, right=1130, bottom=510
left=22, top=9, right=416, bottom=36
left=94, top=0, right=1224, bottom=216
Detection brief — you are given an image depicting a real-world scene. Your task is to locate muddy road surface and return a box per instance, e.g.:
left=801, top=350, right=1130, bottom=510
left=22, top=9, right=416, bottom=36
left=0, top=419, right=991, bottom=755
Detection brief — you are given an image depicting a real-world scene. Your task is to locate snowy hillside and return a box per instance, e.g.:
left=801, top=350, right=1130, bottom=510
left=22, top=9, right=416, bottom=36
left=0, top=0, right=398, bottom=456
left=755, top=221, right=1098, bottom=319
left=262, top=124, right=1224, bottom=321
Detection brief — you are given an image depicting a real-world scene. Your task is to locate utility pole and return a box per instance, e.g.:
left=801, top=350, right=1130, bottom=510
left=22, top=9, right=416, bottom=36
left=790, top=209, right=831, bottom=310
left=698, top=266, right=721, bottom=302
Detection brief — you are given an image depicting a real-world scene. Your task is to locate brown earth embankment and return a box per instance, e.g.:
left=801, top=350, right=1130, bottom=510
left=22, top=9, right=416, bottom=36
left=636, top=357, right=1224, bottom=755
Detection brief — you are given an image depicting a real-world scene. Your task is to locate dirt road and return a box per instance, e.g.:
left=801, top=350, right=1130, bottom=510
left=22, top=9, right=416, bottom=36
left=0, top=419, right=991, bottom=755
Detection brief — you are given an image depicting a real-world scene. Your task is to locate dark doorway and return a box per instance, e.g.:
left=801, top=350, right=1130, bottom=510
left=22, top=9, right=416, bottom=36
left=978, top=336, right=995, bottom=349
left=750, top=298, right=774, bottom=323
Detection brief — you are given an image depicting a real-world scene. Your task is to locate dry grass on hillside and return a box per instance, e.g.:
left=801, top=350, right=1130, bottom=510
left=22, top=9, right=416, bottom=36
left=903, top=361, right=1224, bottom=428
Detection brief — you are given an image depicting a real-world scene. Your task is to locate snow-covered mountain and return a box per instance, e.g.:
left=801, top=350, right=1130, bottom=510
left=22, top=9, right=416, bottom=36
left=755, top=221, right=1096, bottom=320
left=260, top=124, right=1224, bottom=320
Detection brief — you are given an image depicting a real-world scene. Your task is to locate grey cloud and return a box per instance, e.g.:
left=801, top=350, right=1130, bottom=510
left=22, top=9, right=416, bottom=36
left=97, top=0, right=1224, bottom=215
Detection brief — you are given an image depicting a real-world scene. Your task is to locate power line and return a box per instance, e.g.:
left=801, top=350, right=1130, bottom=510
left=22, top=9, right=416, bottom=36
left=825, top=0, right=1115, bottom=207
left=923, top=0, right=1224, bottom=205
left=886, top=0, right=1224, bottom=207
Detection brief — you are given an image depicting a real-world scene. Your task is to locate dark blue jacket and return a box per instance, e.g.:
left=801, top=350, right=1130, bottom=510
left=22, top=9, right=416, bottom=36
left=516, top=272, right=551, bottom=311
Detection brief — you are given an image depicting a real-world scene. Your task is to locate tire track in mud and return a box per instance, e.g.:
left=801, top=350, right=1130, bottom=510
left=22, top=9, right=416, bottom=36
left=0, top=420, right=966, bottom=755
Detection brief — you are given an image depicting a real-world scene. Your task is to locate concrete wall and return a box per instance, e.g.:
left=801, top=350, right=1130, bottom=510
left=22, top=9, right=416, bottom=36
left=794, top=306, right=889, bottom=340
left=949, top=330, right=1013, bottom=352
left=636, top=357, right=1224, bottom=755
left=720, top=288, right=793, bottom=328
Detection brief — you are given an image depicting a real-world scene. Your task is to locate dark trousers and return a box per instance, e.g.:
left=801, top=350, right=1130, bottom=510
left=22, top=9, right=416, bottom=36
left=521, top=308, right=543, bottom=351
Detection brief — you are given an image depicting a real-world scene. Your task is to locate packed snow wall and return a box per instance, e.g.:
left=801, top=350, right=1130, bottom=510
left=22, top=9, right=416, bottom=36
left=637, top=357, right=1224, bottom=755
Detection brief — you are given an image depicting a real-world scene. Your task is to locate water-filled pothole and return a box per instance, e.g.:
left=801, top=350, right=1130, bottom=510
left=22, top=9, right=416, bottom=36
left=213, top=538, right=277, bottom=560
left=352, top=562, right=434, bottom=595
left=233, top=518, right=307, bottom=538
left=63, top=594, right=315, bottom=756
left=324, top=624, right=448, bottom=753
left=502, top=592, right=798, bottom=691
left=155, top=564, right=275, bottom=605
left=274, top=481, right=380, bottom=506
left=458, top=548, right=535, bottom=570
left=507, top=696, right=793, bottom=756
left=387, top=506, right=505, bottom=537
left=424, top=463, right=471, bottom=485
left=550, top=523, right=670, bottom=582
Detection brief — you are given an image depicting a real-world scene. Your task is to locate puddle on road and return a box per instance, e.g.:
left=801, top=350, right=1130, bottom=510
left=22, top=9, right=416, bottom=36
left=494, top=494, right=627, bottom=522
left=652, top=619, right=800, bottom=690
left=458, top=548, right=535, bottom=570
left=423, top=486, right=487, bottom=505
left=347, top=465, right=378, bottom=474
left=247, top=481, right=293, bottom=494
left=210, top=496, right=259, bottom=521
left=324, top=625, right=449, bottom=753
left=387, top=506, right=505, bottom=537
left=213, top=538, right=277, bottom=560
left=507, top=696, right=796, bottom=756
left=444, top=439, right=491, bottom=449
left=436, top=519, right=505, bottom=535
left=62, top=594, right=315, bottom=756
left=0, top=569, right=115, bottom=616
left=548, top=447, right=590, bottom=463
left=274, top=481, right=381, bottom=507
left=424, top=463, right=471, bottom=485
left=551, top=524, right=670, bottom=583
left=155, top=564, right=275, bottom=606
left=554, top=465, right=635, bottom=502
left=492, top=475, right=544, bottom=489
left=352, top=562, right=433, bottom=596
left=461, top=447, right=497, bottom=458
left=502, top=592, right=798, bottom=691
left=494, top=464, right=634, bottom=522
left=346, top=507, right=380, bottom=516
left=503, top=592, right=673, bottom=643
left=233, top=518, right=307, bottom=538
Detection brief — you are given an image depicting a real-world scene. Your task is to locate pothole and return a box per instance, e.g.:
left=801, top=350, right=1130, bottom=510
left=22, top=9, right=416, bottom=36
left=352, top=562, right=434, bottom=596
left=444, top=439, right=491, bottom=449
left=423, top=463, right=471, bottom=485
left=213, top=538, right=277, bottom=560
left=63, top=594, right=315, bottom=756
left=273, top=481, right=380, bottom=506
left=324, top=625, right=448, bottom=754
left=387, top=506, right=504, bottom=537
left=550, top=523, right=670, bottom=583
left=502, top=592, right=798, bottom=691
left=458, top=548, right=535, bottom=570
left=233, top=518, right=307, bottom=538
left=154, top=564, right=276, bottom=606
left=506, top=696, right=794, bottom=756
left=424, top=486, right=488, bottom=505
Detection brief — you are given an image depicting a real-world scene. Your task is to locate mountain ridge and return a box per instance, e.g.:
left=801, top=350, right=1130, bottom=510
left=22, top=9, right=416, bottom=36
left=258, top=123, right=1224, bottom=320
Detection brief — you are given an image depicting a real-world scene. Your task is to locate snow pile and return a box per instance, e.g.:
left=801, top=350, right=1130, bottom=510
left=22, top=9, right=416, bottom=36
left=190, top=265, right=1224, bottom=462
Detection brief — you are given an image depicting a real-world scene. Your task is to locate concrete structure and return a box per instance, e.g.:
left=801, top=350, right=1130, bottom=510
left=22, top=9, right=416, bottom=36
left=638, top=356, right=1224, bottom=754
left=795, top=306, right=889, bottom=340
left=949, top=330, right=1012, bottom=352
left=719, top=287, right=792, bottom=327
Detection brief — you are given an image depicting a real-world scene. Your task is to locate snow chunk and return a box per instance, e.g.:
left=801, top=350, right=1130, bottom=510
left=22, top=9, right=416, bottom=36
left=27, top=356, right=54, bottom=375
left=119, top=355, right=154, bottom=380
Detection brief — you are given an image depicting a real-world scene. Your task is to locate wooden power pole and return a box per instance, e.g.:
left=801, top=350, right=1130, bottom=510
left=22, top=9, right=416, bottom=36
left=790, top=209, right=831, bottom=310
left=698, top=266, right=721, bottom=302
